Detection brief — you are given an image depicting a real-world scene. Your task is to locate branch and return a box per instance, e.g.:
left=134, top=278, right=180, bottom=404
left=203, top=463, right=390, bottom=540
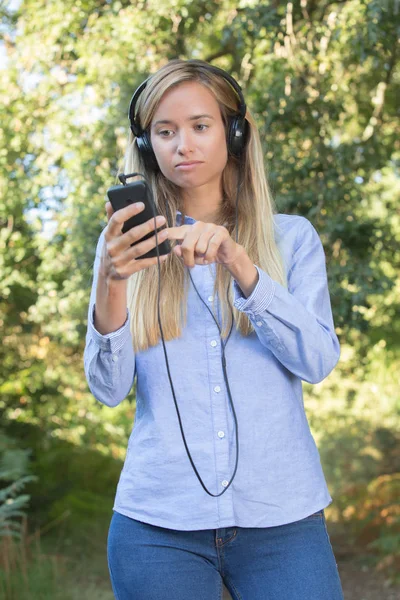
left=204, top=50, right=232, bottom=63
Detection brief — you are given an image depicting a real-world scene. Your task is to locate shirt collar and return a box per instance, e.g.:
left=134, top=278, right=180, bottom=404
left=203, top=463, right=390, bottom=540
left=175, top=210, right=197, bottom=226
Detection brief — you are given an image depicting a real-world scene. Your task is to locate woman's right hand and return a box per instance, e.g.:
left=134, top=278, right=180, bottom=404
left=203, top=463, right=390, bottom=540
left=101, top=201, right=170, bottom=281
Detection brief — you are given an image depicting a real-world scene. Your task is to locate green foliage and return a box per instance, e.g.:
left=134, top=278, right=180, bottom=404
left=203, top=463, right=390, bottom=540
left=0, top=431, right=37, bottom=539
left=2, top=422, right=121, bottom=535
left=0, top=430, right=115, bottom=598
left=0, top=526, right=113, bottom=600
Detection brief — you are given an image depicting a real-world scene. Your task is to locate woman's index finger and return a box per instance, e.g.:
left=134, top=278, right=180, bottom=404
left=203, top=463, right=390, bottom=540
left=107, top=202, right=145, bottom=237
left=166, top=225, right=191, bottom=240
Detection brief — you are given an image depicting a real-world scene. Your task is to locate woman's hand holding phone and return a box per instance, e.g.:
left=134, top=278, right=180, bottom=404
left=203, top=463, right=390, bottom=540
left=101, top=201, right=170, bottom=282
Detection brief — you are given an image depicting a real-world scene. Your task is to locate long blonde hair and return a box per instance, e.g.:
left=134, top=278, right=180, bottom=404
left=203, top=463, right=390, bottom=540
left=120, top=60, right=287, bottom=352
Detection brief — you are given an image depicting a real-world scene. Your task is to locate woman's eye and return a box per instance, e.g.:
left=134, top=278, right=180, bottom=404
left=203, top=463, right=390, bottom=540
left=158, top=130, right=174, bottom=137
left=194, top=124, right=208, bottom=131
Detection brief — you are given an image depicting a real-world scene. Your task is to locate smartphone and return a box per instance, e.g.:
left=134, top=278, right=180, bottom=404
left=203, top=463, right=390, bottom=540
left=106, top=179, right=171, bottom=259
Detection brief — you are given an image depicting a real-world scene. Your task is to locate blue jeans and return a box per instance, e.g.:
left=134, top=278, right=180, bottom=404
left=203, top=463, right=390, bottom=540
left=107, top=509, right=344, bottom=600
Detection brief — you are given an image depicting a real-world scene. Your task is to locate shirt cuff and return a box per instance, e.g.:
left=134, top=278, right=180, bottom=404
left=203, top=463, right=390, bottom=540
left=233, top=265, right=276, bottom=315
left=87, top=304, right=131, bottom=353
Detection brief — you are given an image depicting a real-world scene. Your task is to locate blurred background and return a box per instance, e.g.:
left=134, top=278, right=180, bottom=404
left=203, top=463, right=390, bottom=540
left=0, top=0, right=399, bottom=598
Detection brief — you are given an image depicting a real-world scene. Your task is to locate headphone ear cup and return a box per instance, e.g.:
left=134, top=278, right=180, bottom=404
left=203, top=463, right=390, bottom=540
left=136, top=132, right=159, bottom=172
left=227, top=116, right=248, bottom=157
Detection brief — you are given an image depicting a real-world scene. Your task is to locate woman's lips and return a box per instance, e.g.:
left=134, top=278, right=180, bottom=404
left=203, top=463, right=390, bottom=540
left=175, top=161, right=203, bottom=170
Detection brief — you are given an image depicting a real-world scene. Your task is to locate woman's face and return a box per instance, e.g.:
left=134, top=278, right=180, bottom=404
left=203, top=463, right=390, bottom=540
left=150, top=81, right=228, bottom=191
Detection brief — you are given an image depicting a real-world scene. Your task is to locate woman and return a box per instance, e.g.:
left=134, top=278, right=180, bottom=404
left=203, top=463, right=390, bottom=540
left=84, top=59, right=344, bottom=600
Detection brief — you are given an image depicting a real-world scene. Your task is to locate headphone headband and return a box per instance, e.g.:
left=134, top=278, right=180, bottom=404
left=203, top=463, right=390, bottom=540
left=129, top=79, right=149, bottom=137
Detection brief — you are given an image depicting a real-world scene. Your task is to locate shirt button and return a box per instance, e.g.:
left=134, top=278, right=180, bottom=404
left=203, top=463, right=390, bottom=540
left=214, top=386, right=221, bottom=393
left=210, top=340, right=217, bottom=347
left=218, top=431, right=225, bottom=438
left=221, top=480, right=229, bottom=488
left=208, top=295, right=214, bottom=302
left=256, top=321, right=263, bottom=327
left=112, top=355, right=118, bottom=362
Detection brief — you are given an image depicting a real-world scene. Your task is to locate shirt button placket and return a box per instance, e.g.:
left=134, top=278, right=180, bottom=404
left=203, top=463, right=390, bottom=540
left=205, top=290, right=234, bottom=521
left=211, top=340, right=233, bottom=512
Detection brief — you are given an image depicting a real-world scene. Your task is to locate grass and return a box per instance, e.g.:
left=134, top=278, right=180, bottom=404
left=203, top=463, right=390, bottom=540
left=0, top=518, right=114, bottom=600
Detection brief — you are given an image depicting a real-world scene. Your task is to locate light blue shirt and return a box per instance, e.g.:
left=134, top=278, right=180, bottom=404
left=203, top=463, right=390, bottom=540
left=84, top=212, right=340, bottom=530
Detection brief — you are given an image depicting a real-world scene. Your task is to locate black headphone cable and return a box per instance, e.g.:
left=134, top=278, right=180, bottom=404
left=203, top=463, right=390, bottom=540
left=147, top=168, right=243, bottom=497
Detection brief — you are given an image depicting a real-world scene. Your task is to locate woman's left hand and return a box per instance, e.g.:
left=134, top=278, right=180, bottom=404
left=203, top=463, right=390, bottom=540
left=166, top=221, right=244, bottom=268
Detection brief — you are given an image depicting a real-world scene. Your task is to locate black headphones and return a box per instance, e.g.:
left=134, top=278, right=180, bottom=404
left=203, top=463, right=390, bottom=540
left=128, top=60, right=249, bottom=171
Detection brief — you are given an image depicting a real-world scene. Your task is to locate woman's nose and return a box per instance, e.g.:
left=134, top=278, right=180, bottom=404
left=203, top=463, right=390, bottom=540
left=176, top=130, right=194, bottom=155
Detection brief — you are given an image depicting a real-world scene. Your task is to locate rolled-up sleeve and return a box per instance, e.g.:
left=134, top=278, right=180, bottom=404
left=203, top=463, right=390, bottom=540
left=83, top=228, right=136, bottom=407
left=233, top=217, right=340, bottom=384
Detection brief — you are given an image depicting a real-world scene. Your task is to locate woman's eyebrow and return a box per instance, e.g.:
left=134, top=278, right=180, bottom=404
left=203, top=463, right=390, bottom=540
left=188, top=114, right=214, bottom=121
left=152, top=114, right=215, bottom=128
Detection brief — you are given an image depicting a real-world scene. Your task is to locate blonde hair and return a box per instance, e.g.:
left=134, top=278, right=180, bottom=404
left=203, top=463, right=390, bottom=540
left=120, top=60, right=287, bottom=352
